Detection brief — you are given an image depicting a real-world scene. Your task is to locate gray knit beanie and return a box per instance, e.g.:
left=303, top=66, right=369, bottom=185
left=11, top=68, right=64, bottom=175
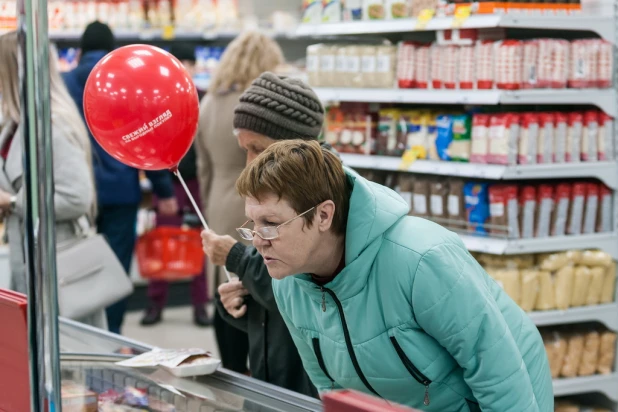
left=233, top=72, right=325, bottom=140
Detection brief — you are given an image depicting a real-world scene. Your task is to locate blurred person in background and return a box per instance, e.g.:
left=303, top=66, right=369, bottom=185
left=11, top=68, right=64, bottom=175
left=195, top=31, right=287, bottom=375
left=140, top=44, right=210, bottom=327
left=234, top=140, right=553, bottom=411
left=0, top=31, right=107, bottom=328
left=199, top=68, right=323, bottom=395
left=62, top=20, right=178, bottom=335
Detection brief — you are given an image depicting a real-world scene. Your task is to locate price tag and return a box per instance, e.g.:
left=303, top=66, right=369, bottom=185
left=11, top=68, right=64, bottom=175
left=162, top=25, right=175, bottom=40
left=452, top=6, right=471, bottom=28
left=399, top=146, right=427, bottom=170
left=415, top=9, right=435, bottom=30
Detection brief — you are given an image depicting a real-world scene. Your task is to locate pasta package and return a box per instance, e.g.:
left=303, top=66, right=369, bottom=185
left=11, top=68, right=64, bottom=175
left=561, top=332, right=584, bottom=378
left=600, top=261, right=617, bottom=304
left=555, top=265, right=575, bottom=310
left=493, top=269, right=521, bottom=305
left=538, top=252, right=569, bottom=272
left=570, top=266, right=592, bottom=307
left=580, top=250, right=612, bottom=268
left=598, top=331, right=617, bottom=374
left=578, top=331, right=601, bottom=376
left=535, top=270, right=555, bottom=311
left=547, top=331, right=568, bottom=378
left=520, top=270, right=539, bottom=312
left=586, top=267, right=606, bottom=306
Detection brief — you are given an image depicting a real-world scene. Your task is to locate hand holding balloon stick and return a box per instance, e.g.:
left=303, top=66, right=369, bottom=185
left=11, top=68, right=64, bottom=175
left=83, top=44, right=232, bottom=282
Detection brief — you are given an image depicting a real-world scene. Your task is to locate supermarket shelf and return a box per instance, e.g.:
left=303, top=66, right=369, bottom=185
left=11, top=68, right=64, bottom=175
left=296, top=14, right=615, bottom=43
left=553, top=374, right=618, bottom=401
left=459, top=233, right=618, bottom=259
left=340, top=154, right=618, bottom=189
left=47, top=29, right=297, bottom=42
left=528, top=303, right=618, bottom=331
left=314, top=88, right=617, bottom=117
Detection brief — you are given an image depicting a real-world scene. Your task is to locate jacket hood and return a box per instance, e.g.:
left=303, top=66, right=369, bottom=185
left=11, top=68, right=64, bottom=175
left=344, top=167, right=410, bottom=263
left=293, top=167, right=410, bottom=301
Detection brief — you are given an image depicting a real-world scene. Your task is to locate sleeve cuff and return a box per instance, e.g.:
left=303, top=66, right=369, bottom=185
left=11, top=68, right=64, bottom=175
left=225, top=242, right=247, bottom=275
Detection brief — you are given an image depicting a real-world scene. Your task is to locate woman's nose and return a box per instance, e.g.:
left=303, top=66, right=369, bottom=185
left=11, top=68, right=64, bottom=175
left=252, top=234, right=270, bottom=248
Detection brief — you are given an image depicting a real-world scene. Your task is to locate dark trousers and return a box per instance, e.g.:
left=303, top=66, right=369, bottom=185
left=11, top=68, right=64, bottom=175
left=213, top=309, right=250, bottom=373
left=97, top=204, right=139, bottom=335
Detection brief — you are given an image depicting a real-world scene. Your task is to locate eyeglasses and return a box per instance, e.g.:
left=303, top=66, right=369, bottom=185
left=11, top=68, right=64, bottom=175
left=236, top=207, right=316, bottom=241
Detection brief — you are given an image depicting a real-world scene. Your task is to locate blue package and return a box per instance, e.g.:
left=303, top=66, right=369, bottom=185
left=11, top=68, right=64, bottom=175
left=435, top=114, right=454, bottom=161
left=464, top=182, right=490, bottom=236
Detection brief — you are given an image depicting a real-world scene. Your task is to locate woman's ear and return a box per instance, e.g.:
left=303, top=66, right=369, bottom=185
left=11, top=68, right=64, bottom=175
left=317, top=200, right=336, bottom=233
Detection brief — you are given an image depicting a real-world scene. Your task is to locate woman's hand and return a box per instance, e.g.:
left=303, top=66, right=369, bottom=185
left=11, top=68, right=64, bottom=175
left=218, top=278, right=249, bottom=319
left=201, top=229, right=237, bottom=266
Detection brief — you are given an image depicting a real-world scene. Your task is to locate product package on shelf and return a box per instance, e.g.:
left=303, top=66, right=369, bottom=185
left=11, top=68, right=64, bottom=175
left=555, top=400, right=611, bottom=412
left=475, top=249, right=617, bottom=313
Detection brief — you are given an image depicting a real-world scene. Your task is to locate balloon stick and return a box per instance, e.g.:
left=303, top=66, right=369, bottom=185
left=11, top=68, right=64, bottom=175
left=174, top=169, right=232, bottom=282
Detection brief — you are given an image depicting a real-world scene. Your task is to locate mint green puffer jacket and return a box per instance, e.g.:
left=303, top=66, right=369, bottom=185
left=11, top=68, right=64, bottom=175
left=272, top=169, right=553, bottom=411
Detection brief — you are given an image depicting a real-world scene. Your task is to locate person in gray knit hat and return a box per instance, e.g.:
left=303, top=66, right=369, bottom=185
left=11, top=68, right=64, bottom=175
left=201, top=71, right=327, bottom=399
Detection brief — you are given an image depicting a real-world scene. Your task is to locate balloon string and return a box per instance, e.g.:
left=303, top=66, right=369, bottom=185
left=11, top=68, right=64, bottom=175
left=174, top=170, right=232, bottom=282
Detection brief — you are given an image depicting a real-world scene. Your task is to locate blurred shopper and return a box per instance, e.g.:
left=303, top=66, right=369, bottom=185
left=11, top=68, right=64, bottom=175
left=62, top=21, right=178, bottom=335
left=199, top=70, right=322, bottom=396
left=141, top=44, right=210, bottom=327
left=0, top=32, right=106, bottom=328
left=234, top=139, right=554, bottom=411
left=195, top=32, right=286, bottom=375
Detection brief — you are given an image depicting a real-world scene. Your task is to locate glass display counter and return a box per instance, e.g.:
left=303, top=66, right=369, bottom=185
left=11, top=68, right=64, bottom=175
left=59, top=318, right=323, bottom=412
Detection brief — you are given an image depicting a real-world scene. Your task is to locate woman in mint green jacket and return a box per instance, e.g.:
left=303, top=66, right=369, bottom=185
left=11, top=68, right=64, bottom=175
left=233, top=140, right=553, bottom=412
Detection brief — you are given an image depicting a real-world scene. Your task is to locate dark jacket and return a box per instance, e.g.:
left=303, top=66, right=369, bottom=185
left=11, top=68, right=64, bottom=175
left=216, top=242, right=318, bottom=399
left=62, top=50, right=174, bottom=205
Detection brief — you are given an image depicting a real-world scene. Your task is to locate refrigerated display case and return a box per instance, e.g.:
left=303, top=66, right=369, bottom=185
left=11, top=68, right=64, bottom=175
left=59, top=318, right=323, bottom=412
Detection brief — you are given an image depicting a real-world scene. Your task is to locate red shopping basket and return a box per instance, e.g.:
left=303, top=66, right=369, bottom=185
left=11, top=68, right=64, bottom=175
left=136, top=226, right=205, bottom=280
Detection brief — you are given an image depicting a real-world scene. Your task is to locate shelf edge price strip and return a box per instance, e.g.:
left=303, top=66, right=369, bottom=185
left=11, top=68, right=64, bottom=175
left=415, top=9, right=435, bottom=30
left=452, top=6, right=472, bottom=28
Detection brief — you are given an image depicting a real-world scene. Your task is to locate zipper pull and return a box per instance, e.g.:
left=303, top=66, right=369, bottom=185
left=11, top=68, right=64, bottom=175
left=331, top=381, right=335, bottom=390
left=321, top=287, right=326, bottom=312
left=423, top=385, right=430, bottom=406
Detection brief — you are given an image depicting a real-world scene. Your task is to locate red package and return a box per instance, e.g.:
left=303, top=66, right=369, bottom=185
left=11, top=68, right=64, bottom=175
left=568, top=182, right=587, bottom=235
left=583, top=182, right=599, bottom=234
left=397, top=41, right=416, bottom=89
left=518, top=113, right=539, bottom=165
left=415, top=45, right=430, bottom=89
left=537, top=39, right=569, bottom=89
left=582, top=110, right=599, bottom=162
left=598, top=112, right=614, bottom=161
left=520, top=185, right=537, bottom=239
left=444, top=45, right=459, bottom=89
left=537, top=112, right=555, bottom=164
left=566, top=112, right=583, bottom=163
left=536, top=184, right=554, bottom=238
left=476, top=40, right=495, bottom=89
left=505, top=185, right=520, bottom=239
left=554, top=112, right=568, bottom=163
left=470, top=113, right=491, bottom=164
left=552, top=183, right=572, bottom=236
left=495, top=40, right=522, bottom=90
left=323, top=390, right=419, bottom=412
left=488, top=113, right=519, bottom=165
left=521, top=40, right=539, bottom=89
left=597, top=40, right=613, bottom=88
left=569, top=39, right=597, bottom=89
left=597, top=184, right=612, bottom=233
left=430, top=44, right=444, bottom=89
left=489, top=185, right=506, bottom=235
left=458, top=45, right=475, bottom=89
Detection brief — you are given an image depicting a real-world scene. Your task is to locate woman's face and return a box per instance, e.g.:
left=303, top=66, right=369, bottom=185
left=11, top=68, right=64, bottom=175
left=245, top=193, right=321, bottom=279
left=236, top=129, right=276, bottom=164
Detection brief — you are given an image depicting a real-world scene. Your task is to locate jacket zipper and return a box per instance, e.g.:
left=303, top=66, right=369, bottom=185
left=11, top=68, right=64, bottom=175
left=390, top=336, right=432, bottom=406
left=312, top=338, right=335, bottom=390
left=321, top=286, right=382, bottom=398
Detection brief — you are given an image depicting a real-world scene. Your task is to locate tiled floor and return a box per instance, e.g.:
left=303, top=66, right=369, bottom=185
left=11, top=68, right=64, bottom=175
left=122, top=305, right=221, bottom=359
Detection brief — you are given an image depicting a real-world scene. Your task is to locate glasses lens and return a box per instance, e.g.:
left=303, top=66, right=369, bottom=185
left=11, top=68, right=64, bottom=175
left=257, top=226, right=279, bottom=240
left=236, top=228, right=254, bottom=241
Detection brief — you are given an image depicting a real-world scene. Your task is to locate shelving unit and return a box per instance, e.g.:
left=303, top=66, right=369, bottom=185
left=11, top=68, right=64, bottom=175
left=307, top=9, right=618, bottom=409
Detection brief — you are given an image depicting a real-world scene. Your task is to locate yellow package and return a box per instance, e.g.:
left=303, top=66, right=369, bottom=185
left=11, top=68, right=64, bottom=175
left=535, top=270, right=555, bottom=311
left=554, top=402, right=581, bottom=412
left=494, top=269, right=521, bottom=305
left=545, top=331, right=568, bottom=379
left=586, top=267, right=606, bottom=306
left=565, top=250, right=583, bottom=265
left=578, top=331, right=601, bottom=376
left=600, top=261, right=617, bottom=304
left=561, top=333, right=584, bottom=378
left=538, top=252, right=569, bottom=272
left=570, top=266, right=592, bottom=307
left=520, top=269, right=539, bottom=312
left=580, top=250, right=612, bottom=268
left=555, top=266, right=575, bottom=310
left=598, top=331, right=617, bottom=374
left=426, top=112, right=439, bottom=161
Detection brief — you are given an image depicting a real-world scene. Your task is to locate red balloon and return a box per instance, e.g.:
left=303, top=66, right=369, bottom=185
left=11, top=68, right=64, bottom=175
left=83, top=44, right=199, bottom=171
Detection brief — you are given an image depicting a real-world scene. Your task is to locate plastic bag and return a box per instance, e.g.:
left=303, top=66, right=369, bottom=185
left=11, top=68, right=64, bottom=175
left=570, top=266, right=591, bottom=307
left=535, top=270, right=555, bottom=311
left=580, top=250, right=612, bottom=268
left=600, top=261, right=617, bottom=304
left=561, top=332, right=584, bottom=378
left=578, top=331, right=601, bottom=376
left=555, top=266, right=575, bottom=310
left=598, top=331, right=617, bottom=374
left=493, top=269, right=521, bottom=305
left=520, top=269, right=539, bottom=312
left=586, top=267, right=606, bottom=306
